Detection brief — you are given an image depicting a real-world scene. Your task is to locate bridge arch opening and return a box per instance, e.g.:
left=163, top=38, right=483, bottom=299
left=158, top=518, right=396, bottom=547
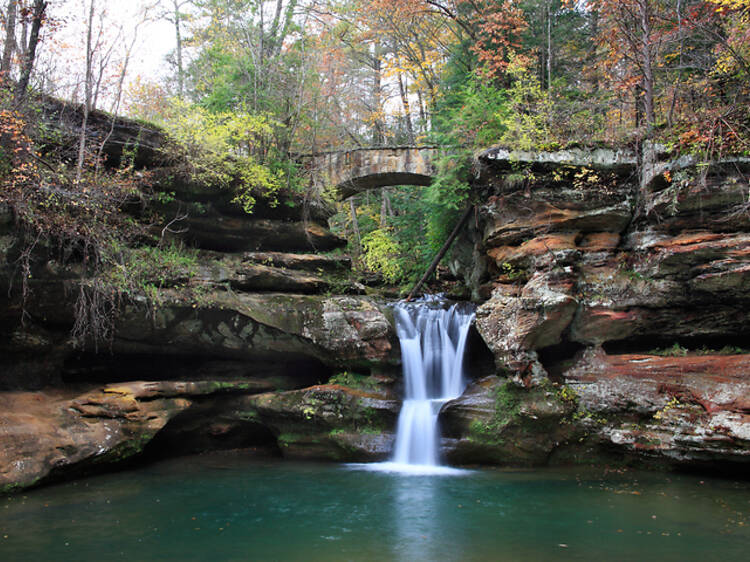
left=336, top=171, right=433, bottom=199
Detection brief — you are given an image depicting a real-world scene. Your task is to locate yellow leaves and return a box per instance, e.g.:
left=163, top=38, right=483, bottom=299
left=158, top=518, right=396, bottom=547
left=361, top=228, right=402, bottom=283
left=363, top=109, right=387, bottom=127
left=382, top=49, right=446, bottom=85
left=162, top=98, right=276, bottom=161
left=707, top=0, right=750, bottom=10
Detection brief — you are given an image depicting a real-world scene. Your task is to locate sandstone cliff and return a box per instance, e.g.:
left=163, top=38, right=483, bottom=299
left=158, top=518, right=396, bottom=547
left=2, top=134, right=749, bottom=492
left=441, top=147, right=750, bottom=472
left=0, top=105, right=400, bottom=492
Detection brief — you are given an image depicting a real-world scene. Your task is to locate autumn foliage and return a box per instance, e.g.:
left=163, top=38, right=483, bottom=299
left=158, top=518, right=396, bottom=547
left=0, top=0, right=747, bottom=292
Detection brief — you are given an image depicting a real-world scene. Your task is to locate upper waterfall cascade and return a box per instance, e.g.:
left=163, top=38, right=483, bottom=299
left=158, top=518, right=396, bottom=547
left=390, top=298, right=475, bottom=467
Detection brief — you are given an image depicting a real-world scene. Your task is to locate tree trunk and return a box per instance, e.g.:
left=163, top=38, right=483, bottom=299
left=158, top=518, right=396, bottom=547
left=173, top=0, right=184, bottom=97
left=634, top=84, right=643, bottom=130
left=638, top=0, right=655, bottom=131
left=349, top=198, right=361, bottom=254
left=14, top=0, right=46, bottom=102
left=667, top=0, right=683, bottom=128
left=546, top=0, right=552, bottom=90
left=380, top=189, right=389, bottom=228
left=406, top=205, right=473, bottom=301
left=19, top=1, right=27, bottom=57
left=75, top=0, right=95, bottom=183
left=270, top=0, right=283, bottom=39
left=96, top=9, right=145, bottom=176
left=398, top=74, right=415, bottom=143
left=1, top=0, right=17, bottom=76
left=385, top=192, right=395, bottom=218
left=273, top=0, right=297, bottom=58
left=417, top=89, right=426, bottom=132
left=372, top=40, right=384, bottom=145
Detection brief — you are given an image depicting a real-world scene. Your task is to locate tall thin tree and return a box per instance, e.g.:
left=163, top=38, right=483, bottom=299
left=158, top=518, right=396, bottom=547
left=75, top=0, right=95, bottom=183
left=1, top=0, right=17, bottom=76
left=14, top=0, right=47, bottom=102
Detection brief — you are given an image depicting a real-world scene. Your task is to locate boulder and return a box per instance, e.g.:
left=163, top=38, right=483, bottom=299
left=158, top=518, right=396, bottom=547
left=236, top=383, right=400, bottom=461
left=563, top=348, right=750, bottom=465
left=476, top=271, right=578, bottom=374
left=440, top=376, right=576, bottom=465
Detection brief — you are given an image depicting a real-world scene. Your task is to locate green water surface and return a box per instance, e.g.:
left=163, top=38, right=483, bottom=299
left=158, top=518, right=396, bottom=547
left=1, top=453, right=749, bottom=561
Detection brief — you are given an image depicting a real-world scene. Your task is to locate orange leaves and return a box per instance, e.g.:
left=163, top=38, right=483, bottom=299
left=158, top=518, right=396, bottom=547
left=679, top=128, right=710, bottom=147
left=467, top=0, right=528, bottom=77
left=0, top=109, right=39, bottom=194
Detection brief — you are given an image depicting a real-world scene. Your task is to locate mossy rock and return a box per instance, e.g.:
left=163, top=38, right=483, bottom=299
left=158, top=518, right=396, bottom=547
left=440, top=376, right=577, bottom=466
left=275, top=429, right=393, bottom=462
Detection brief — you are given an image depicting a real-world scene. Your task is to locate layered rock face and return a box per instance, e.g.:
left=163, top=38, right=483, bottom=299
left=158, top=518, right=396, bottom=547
left=442, top=147, right=750, bottom=471
left=3, top=133, right=749, bottom=492
left=0, top=118, right=400, bottom=493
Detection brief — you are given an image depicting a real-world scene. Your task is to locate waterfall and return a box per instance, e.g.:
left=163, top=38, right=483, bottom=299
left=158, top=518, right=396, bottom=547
left=390, top=298, right=475, bottom=467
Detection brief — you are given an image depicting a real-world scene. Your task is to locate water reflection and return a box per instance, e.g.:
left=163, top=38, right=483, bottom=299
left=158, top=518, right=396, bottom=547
left=392, top=475, right=438, bottom=561
left=2, top=458, right=749, bottom=562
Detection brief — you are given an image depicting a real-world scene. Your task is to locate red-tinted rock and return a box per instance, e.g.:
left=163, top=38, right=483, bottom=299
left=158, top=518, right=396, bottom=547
left=570, top=304, right=747, bottom=345
left=579, top=232, right=620, bottom=251
left=487, top=233, right=579, bottom=271
left=563, top=348, right=750, bottom=463
left=566, top=349, right=750, bottom=414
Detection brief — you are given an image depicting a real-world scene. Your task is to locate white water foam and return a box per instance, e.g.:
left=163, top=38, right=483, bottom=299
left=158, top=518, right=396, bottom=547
left=348, top=461, right=469, bottom=476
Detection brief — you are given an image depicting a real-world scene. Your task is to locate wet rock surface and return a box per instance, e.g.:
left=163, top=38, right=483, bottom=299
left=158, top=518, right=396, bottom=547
left=240, top=382, right=399, bottom=461
left=440, top=376, right=576, bottom=465
left=563, top=348, right=750, bottom=465
left=0, top=375, right=401, bottom=492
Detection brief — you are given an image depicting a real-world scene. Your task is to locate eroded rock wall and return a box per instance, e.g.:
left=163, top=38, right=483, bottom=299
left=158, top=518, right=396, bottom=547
left=3, top=140, right=749, bottom=492
left=0, top=120, right=400, bottom=492
left=442, top=148, right=750, bottom=471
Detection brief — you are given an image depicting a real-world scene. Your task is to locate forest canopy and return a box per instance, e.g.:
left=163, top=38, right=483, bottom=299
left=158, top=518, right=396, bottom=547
left=1, top=0, right=748, bottom=289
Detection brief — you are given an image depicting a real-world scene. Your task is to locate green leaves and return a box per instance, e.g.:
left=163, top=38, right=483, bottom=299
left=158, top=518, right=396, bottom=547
left=431, top=72, right=508, bottom=149
left=360, top=228, right=403, bottom=283
left=495, top=55, right=553, bottom=151
left=159, top=98, right=286, bottom=212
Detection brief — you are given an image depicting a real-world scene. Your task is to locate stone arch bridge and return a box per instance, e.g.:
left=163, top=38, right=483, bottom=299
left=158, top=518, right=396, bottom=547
left=305, top=146, right=441, bottom=200
left=302, top=145, right=644, bottom=200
